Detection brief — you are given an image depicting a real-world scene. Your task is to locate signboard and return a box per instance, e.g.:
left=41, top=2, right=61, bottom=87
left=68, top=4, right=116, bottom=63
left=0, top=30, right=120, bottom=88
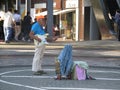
left=35, top=3, right=46, bottom=8
left=66, top=0, right=78, bottom=8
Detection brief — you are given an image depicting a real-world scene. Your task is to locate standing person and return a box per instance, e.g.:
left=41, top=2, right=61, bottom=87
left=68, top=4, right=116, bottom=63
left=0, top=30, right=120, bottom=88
left=3, top=8, right=15, bottom=43
left=22, top=11, right=32, bottom=41
left=0, top=16, right=4, bottom=41
left=29, top=16, right=47, bottom=75
left=113, top=10, right=120, bottom=26
left=112, top=10, right=120, bottom=41
left=32, top=18, right=37, bottom=25
left=54, top=24, right=60, bottom=36
left=13, top=10, right=21, bottom=41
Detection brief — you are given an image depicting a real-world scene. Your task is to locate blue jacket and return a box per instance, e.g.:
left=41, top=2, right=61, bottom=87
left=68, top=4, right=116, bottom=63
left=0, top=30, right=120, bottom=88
left=58, top=44, right=73, bottom=76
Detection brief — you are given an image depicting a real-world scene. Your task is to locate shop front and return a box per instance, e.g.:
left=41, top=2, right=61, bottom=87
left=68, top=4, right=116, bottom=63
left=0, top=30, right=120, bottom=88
left=53, top=0, right=78, bottom=41
left=54, top=9, right=76, bottom=40
left=33, top=0, right=78, bottom=41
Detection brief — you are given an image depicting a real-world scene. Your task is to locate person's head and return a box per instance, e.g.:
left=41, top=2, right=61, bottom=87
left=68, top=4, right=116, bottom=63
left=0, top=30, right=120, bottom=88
left=116, top=10, right=120, bottom=13
left=14, top=10, right=18, bottom=13
left=27, top=11, right=30, bottom=16
left=36, top=15, right=46, bottom=26
left=8, top=8, right=12, bottom=12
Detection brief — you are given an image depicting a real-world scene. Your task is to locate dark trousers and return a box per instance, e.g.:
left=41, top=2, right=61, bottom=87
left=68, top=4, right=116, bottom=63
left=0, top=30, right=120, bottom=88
left=117, top=20, right=120, bottom=41
left=22, top=25, right=31, bottom=41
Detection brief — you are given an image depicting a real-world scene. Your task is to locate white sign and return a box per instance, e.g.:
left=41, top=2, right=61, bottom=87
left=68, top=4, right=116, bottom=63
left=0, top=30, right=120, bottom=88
left=66, top=0, right=78, bottom=8
left=35, top=3, right=46, bottom=8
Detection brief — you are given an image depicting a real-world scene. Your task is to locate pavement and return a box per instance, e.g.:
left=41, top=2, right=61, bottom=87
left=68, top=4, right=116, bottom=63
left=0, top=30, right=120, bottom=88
left=0, top=39, right=120, bottom=69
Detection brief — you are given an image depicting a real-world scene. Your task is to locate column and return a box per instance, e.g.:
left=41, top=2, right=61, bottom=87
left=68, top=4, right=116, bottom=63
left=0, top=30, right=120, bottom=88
left=16, top=0, right=21, bottom=14
left=78, top=0, right=84, bottom=41
left=25, top=0, right=31, bottom=13
left=5, top=0, right=8, bottom=12
left=47, top=0, right=53, bottom=37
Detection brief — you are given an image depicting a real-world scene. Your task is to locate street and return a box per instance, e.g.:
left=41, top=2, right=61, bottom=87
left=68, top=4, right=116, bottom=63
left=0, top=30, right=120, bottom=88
left=0, top=66, right=120, bottom=90
left=0, top=40, right=120, bottom=90
left=0, top=0, right=120, bottom=89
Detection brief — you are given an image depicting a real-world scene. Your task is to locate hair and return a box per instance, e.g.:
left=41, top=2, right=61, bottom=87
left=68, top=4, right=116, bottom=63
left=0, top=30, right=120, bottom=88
left=8, top=8, right=12, bottom=12
left=14, top=10, right=18, bottom=13
left=116, top=9, right=120, bottom=13
left=27, top=11, right=30, bottom=15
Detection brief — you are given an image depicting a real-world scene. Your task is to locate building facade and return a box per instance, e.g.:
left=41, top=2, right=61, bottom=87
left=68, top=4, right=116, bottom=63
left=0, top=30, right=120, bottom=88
left=1, top=0, right=120, bottom=41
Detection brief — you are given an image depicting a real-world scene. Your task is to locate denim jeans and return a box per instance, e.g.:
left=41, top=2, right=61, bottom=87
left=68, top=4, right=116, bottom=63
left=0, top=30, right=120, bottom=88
left=4, top=27, right=13, bottom=41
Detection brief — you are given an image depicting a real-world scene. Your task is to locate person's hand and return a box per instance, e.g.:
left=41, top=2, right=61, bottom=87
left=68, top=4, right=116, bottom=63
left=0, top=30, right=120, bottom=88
left=36, top=37, right=41, bottom=42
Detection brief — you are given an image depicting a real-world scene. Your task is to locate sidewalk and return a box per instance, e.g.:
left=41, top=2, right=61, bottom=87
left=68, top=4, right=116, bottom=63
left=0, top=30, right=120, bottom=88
left=0, top=39, right=120, bottom=69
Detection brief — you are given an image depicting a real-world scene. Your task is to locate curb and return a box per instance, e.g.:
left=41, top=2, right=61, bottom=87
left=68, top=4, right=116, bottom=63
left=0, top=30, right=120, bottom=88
left=0, top=64, right=120, bottom=70
left=0, top=53, right=120, bottom=58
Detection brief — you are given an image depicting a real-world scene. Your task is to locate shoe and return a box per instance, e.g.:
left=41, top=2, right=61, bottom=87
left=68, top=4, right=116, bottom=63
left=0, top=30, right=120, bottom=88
left=14, top=38, right=19, bottom=41
left=33, top=71, right=42, bottom=75
left=67, top=74, right=72, bottom=80
left=55, top=75, right=61, bottom=80
left=27, top=39, right=31, bottom=42
left=38, top=70, right=47, bottom=74
left=5, top=41, right=10, bottom=43
left=86, top=76, right=96, bottom=80
left=22, top=38, right=25, bottom=41
left=33, top=70, right=47, bottom=75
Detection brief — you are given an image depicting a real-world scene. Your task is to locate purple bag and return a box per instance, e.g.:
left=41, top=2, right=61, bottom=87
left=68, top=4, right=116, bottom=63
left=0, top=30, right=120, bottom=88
left=76, top=65, right=86, bottom=80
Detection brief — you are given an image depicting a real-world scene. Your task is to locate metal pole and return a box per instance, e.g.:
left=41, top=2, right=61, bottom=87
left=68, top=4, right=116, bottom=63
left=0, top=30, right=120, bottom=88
left=16, top=0, right=18, bottom=10
left=25, top=0, right=31, bottom=13
left=25, top=0, right=27, bottom=14
left=47, top=0, right=53, bottom=37
left=5, top=0, right=8, bottom=12
left=27, top=0, right=31, bottom=13
left=16, top=0, right=21, bottom=14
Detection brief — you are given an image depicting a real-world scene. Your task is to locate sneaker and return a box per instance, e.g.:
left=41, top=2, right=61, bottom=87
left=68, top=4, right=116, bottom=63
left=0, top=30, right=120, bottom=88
left=5, top=41, right=10, bottom=43
left=33, top=71, right=42, bottom=75
left=33, top=70, right=47, bottom=75
left=38, top=70, right=47, bottom=74
left=27, top=39, right=31, bottom=42
left=22, top=38, right=25, bottom=41
left=86, top=76, right=96, bottom=80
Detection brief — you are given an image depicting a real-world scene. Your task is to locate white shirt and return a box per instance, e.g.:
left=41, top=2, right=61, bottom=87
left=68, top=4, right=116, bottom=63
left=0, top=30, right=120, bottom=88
left=3, top=11, right=14, bottom=27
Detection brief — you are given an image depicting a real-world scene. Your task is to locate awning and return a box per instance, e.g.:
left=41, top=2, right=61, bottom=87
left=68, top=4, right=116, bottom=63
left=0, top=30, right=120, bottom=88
left=35, top=9, right=75, bottom=16
left=35, top=10, right=58, bottom=16
left=35, top=11, right=47, bottom=16
left=54, top=9, right=75, bottom=15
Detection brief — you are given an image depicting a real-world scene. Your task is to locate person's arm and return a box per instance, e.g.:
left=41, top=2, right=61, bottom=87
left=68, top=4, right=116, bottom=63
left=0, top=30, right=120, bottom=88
left=12, top=16, right=16, bottom=28
left=29, top=31, right=41, bottom=42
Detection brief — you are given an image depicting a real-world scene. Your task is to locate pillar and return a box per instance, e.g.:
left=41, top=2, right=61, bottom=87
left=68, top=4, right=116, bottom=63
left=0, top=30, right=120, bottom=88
left=5, top=0, right=8, bottom=12
left=25, top=0, right=31, bottom=13
left=47, top=0, right=53, bottom=37
left=78, top=0, right=84, bottom=41
left=16, top=0, right=21, bottom=14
